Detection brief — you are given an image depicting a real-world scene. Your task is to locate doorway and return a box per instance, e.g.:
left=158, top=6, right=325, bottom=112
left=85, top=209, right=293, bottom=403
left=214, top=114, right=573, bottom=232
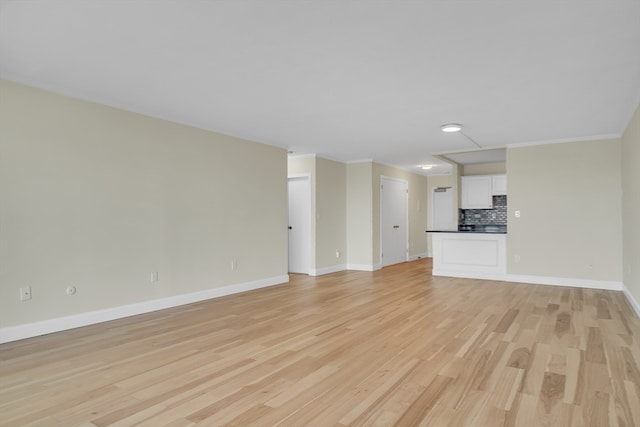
left=432, top=187, right=455, bottom=230
left=288, top=176, right=311, bottom=274
left=380, top=176, right=408, bottom=267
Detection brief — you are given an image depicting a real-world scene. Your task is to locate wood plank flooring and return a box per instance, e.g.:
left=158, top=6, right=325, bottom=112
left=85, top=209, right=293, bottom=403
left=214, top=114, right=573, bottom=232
left=2, top=259, right=640, bottom=426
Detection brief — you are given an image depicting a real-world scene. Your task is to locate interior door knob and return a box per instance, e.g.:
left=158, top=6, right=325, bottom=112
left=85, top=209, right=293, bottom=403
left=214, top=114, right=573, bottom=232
left=288, top=226, right=292, bottom=230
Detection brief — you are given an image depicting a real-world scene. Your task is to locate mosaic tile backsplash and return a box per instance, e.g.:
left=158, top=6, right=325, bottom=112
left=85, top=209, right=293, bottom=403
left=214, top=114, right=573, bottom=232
left=459, top=195, right=507, bottom=226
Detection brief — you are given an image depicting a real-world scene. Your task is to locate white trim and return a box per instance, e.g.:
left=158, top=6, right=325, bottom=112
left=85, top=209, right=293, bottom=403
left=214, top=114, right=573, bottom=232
left=289, top=152, right=348, bottom=164
left=505, top=274, right=622, bottom=291
left=287, top=153, right=316, bottom=159
left=380, top=175, right=409, bottom=184
left=310, top=264, right=347, bottom=276
left=372, top=159, right=454, bottom=177
left=432, top=269, right=623, bottom=291
left=408, top=252, right=429, bottom=261
left=0, top=75, right=251, bottom=142
left=506, top=133, right=621, bottom=148
left=346, top=263, right=382, bottom=272
left=433, top=270, right=509, bottom=282
left=622, top=283, right=640, bottom=319
left=0, top=275, right=289, bottom=344
left=346, top=264, right=376, bottom=271
left=423, top=172, right=454, bottom=177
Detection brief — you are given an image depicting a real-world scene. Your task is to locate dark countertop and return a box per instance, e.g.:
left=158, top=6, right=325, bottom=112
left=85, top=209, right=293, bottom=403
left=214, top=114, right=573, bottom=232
left=426, top=230, right=507, bottom=234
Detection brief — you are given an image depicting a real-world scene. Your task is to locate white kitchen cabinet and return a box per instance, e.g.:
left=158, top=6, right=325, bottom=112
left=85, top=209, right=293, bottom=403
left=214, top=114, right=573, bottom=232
left=492, top=174, right=507, bottom=195
left=461, top=175, right=493, bottom=209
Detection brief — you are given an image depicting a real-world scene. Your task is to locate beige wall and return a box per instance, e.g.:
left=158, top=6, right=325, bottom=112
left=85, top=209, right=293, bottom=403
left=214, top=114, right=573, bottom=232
left=372, top=163, right=430, bottom=265
left=506, top=139, right=623, bottom=282
left=315, top=158, right=347, bottom=270
left=0, top=80, right=288, bottom=328
left=463, top=162, right=506, bottom=176
left=622, top=104, right=640, bottom=305
left=346, top=162, right=374, bottom=267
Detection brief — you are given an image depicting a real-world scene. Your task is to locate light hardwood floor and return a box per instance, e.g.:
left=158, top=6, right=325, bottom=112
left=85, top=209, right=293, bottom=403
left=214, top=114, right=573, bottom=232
left=2, top=259, right=640, bottom=426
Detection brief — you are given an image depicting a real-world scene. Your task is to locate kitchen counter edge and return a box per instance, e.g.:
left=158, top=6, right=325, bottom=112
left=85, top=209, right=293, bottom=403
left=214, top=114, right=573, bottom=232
left=425, top=230, right=507, bottom=234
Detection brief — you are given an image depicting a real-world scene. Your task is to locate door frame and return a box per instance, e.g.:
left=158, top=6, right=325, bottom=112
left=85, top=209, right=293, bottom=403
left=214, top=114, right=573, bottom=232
left=287, top=174, right=312, bottom=274
left=379, top=175, right=409, bottom=267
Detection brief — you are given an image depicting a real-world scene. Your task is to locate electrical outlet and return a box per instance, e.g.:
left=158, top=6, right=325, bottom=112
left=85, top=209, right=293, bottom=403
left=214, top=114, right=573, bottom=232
left=150, top=271, right=159, bottom=283
left=335, top=250, right=340, bottom=259
left=515, top=210, right=521, bottom=218
left=20, top=286, right=31, bottom=301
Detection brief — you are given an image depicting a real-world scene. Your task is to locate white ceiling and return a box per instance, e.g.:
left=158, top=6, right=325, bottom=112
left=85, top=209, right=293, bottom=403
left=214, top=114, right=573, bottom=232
left=436, top=148, right=507, bottom=166
left=1, top=1, right=639, bottom=176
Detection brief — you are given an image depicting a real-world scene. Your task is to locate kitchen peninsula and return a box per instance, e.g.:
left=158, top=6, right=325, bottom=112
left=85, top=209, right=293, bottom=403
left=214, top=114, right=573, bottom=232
left=427, top=175, right=508, bottom=280
left=427, top=229, right=507, bottom=280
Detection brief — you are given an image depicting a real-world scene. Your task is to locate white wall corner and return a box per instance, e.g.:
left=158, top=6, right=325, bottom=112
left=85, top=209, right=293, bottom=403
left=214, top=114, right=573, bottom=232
left=310, top=264, right=347, bottom=276
left=622, top=283, right=640, bottom=319
left=0, top=275, right=289, bottom=344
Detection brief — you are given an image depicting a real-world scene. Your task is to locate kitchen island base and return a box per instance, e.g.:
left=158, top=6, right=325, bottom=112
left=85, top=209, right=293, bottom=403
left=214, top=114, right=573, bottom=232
left=431, top=232, right=506, bottom=280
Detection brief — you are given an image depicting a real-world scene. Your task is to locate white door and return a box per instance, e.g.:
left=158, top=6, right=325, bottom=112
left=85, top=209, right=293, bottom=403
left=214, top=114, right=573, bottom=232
left=288, top=177, right=310, bottom=274
left=433, top=187, right=456, bottom=230
left=381, top=177, right=408, bottom=267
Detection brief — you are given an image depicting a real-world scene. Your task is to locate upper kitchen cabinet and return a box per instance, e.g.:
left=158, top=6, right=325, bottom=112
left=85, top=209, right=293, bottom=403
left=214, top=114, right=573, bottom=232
left=492, top=174, right=507, bottom=195
left=461, top=175, right=493, bottom=209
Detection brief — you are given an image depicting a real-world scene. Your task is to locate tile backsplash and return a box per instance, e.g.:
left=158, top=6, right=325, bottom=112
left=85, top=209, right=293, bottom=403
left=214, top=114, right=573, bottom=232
left=459, top=195, right=507, bottom=226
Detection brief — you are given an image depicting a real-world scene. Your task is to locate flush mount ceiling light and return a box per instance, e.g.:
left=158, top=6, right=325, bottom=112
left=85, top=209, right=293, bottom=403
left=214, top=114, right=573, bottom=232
left=418, top=164, right=435, bottom=170
left=440, top=123, right=462, bottom=133
left=440, top=123, right=482, bottom=148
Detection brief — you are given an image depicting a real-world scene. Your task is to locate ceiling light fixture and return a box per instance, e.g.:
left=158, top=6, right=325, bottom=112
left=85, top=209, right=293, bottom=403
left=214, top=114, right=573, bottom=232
left=440, top=123, right=462, bottom=132
left=418, top=164, right=434, bottom=170
left=440, top=123, right=482, bottom=148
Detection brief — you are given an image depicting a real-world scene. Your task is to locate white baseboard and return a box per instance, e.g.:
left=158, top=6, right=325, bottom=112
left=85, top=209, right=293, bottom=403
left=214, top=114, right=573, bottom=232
left=433, top=270, right=623, bottom=291
left=346, top=263, right=383, bottom=272
left=0, top=275, right=289, bottom=344
left=408, top=252, right=429, bottom=261
left=433, top=270, right=509, bottom=282
left=506, top=274, right=622, bottom=291
left=347, top=264, right=375, bottom=271
left=622, top=283, right=640, bottom=318
left=310, top=264, right=347, bottom=276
